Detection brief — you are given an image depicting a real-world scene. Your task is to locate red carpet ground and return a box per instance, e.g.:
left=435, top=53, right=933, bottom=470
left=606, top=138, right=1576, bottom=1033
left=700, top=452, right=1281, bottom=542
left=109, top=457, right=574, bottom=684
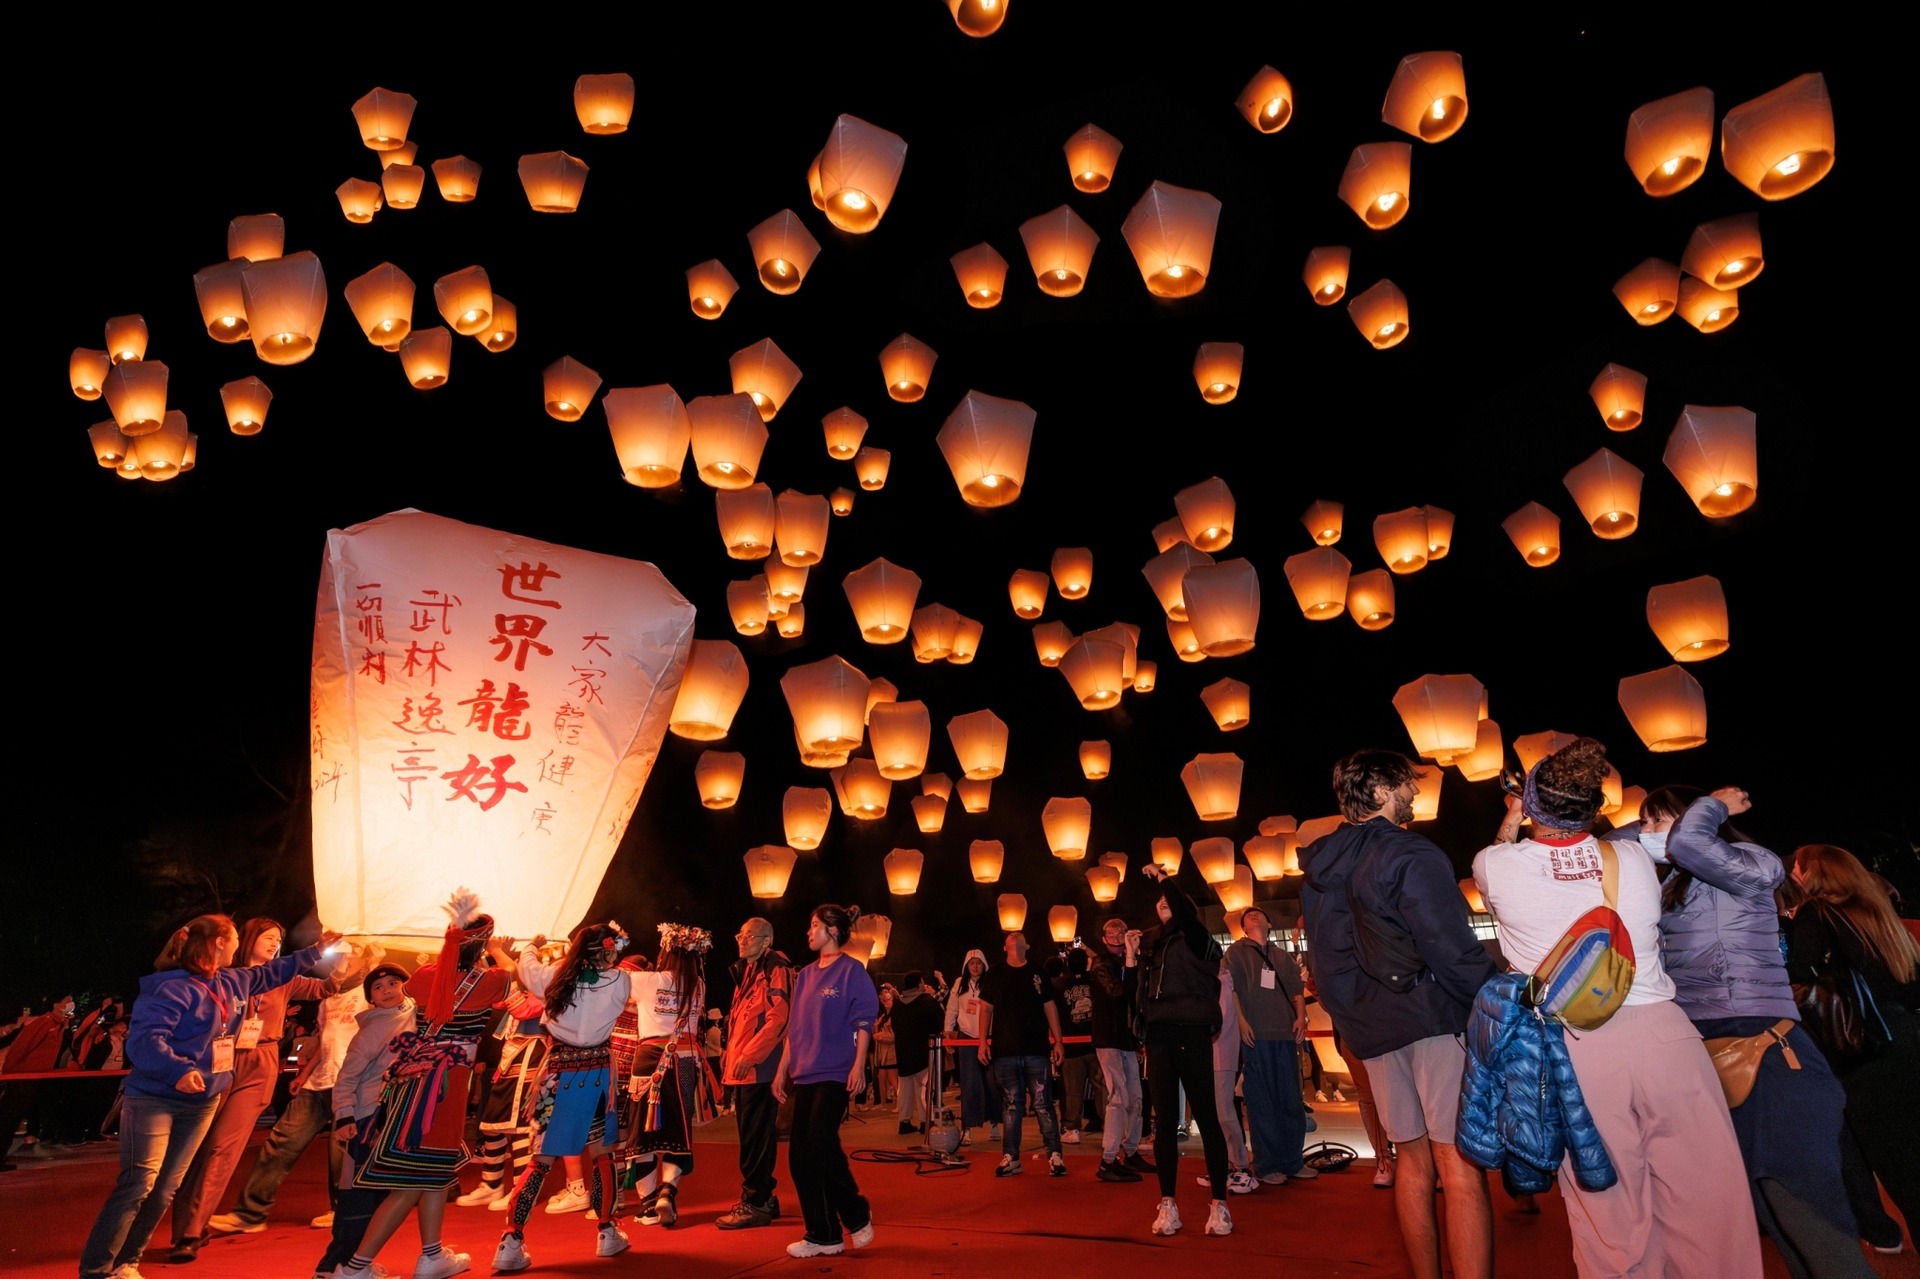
left=4, top=1122, right=1910, bottom=1278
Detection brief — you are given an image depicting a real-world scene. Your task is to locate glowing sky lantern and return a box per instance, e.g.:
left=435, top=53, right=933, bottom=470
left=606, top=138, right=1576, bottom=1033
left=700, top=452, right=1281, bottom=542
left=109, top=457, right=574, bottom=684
left=310, top=510, right=692, bottom=940
left=1080, top=740, right=1112, bottom=779
left=1665, top=405, right=1757, bottom=517
left=1410, top=764, right=1442, bottom=822
left=543, top=356, right=601, bottom=422
left=1032, top=621, right=1073, bottom=667
left=686, top=260, right=739, bottom=320
left=1193, top=343, right=1244, bottom=405
left=1421, top=506, right=1455, bottom=559
left=220, top=376, right=272, bottom=436
left=817, top=113, right=907, bottom=233
left=1346, top=568, right=1395, bottom=630
left=949, top=0, right=1008, bottom=37
left=433, top=265, right=493, bottom=336
left=851, top=913, right=892, bottom=960
left=782, top=655, right=870, bottom=762
left=1236, top=64, right=1294, bottom=132
left=1393, top=673, right=1485, bottom=763
left=344, top=262, right=415, bottom=345
left=1683, top=213, right=1765, bottom=289
left=745, top=845, right=798, bottom=899
left=842, top=557, right=921, bottom=643
left=1563, top=448, right=1643, bottom=538
left=687, top=393, right=768, bottom=489
left=1374, top=507, right=1429, bottom=573
left=71, top=348, right=110, bottom=400
left=783, top=786, right=831, bottom=850
left=1008, top=568, right=1049, bottom=619
left=1302, top=499, right=1345, bottom=546
left=1150, top=837, right=1184, bottom=874
left=1614, top=787, right=1648, bottom=826
left=911, top=604, right=961, bottom=662
left=821, top=406, right=868, bottom=460
left=1100, top=852, right=1128, bottom=883
left=432, top=155, right=482, bottom=202
left=775, top=490, right=830, bottom=567
left=726, top=578, right=770, bottom=636
left=227, top=213, right=284, bottom=262
left=913, top=792, right=948, bottom=833
left=868, top=700, right=931, bottom=779
left=1625, top=87, right=1713, bottom=196
left=922, top=772, right=951, bottom=801
left=1202, top=678, right=1251, bottom=731
left=351, top=86, right=415, bottom=150
left=380, top=143, right=416, bottom=167
left=1382, top=51, right=1468, bottom=142
left=763, top=561, right=807, bottom=612
left=1349, top=280, right=1410, bottom=348
left=1182, top=753, right=1243, bottom=821
left=605, top=384, right=691, bottom=489
left=1340, top=143, right=1412, bottom=228
left=1502, top=501, right=1562, bottom=567
left=1182, top=559, right=1259, bottom=655
left=1677, top=278, right=1739, bottom=333
left=1591, top=364, right=1647, bottom=431
left=1453, top=719, right=1504, bottom=782
left=133, top=411, right=191, bottom=480
left=830, top=488, right=855, bottom=516
left=1304, top=246, right=1350, bottom=305
left=86, top=421, right=129, bottom=468
left=880, top=333, right=937, bottom=402
left=398, top=327, right=452, bottom=389
left=997, top=894, right=1027, bottom=931
left=937, top=390, right=1034, bottom=507
left=336, top=178, right=382, bottom=223
left=747, top=209, right=822, bottom=295
left=1619, top=665, right=1709, bottom=751
left=243, top=252, right=327, bottom=365
left=884, top=848, right=925, bottom=895
left=1086, top=865, right=1121, bottom=903
left=1020, top=204, right=1100, bottom=297
left=948, top=709, right=1008, bottom=779
left=574, top=72, right=635, bottom=133
left=957, top=778, right=992, bottom=814
left=192, top=259, right=250, bottom=343
left=1513, top=730, right=1578, bottom=776
left=1064, top=122, right=1122, bottom=192
left=715, top=484, right=776, bottom=560
left=1175, top=477, right=1235, bottom=551
left=1152, top=518, right=1192, bottom=552
left=1191, top=836, right=1236, bottom=883
left=481, top=297, right=517, bottom=351
left=695, top=751, right=745, bottom=808
left=1646, top=575, right=1730, bottom=660
left=381, top=163, right=426, bottom=210
left=1058, top=634, right=1127, bottom=709
left=102, top=359, right=168, bottom=435
left=854, top=447, right=891, bottom=490
left=1043, top=796, right=1093, bottom=860
left=1284, top=546, right=1351, bottom=619
left=1613, top=258, right=1679, bottom=325
left=1722, top=73, right=1834, bottom=200
left=1121, top=181, right=1220, bottom=298
left=668, top=639, right=750, bottom=740
left=518, top=151, right=589, bottom=212
left=950, top=242, right=1009, bottom=308
left=776, top=604, right=807, bottom=639
left=1141, top=543, right=1213, bottom=621
left=730, top=338, right=802, bottom=422
left=1052, top=546, right=1093, bottom=599
left=1219, top=866, right=1255, bottom=913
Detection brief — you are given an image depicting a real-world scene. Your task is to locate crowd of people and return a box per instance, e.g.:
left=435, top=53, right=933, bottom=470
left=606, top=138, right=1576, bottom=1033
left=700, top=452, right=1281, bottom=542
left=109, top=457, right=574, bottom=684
left=8, top=739, right=1914, bottom=1279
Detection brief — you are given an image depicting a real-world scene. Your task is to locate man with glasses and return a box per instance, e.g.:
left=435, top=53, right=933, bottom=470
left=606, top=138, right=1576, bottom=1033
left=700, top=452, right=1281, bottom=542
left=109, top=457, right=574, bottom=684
left=716, top=918, right=793, bottom=1230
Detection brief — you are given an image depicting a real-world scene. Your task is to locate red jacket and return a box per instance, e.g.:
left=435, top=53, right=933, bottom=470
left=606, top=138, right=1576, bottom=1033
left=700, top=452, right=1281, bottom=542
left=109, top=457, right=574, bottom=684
left=1, top=1013, right=70, bottom=1074
left=722, top=951, right=792, bottom=1086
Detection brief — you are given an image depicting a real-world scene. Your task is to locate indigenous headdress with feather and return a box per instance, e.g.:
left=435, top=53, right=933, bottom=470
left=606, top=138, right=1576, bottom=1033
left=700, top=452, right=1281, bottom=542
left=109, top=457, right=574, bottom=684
left=657, top=922, right=714, bottom=954
left=426, top=887, right=496, bottom=1026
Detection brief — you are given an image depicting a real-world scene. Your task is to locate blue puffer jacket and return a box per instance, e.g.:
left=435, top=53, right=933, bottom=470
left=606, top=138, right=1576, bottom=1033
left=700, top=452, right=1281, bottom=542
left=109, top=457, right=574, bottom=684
left=1456, top=973, right=1615, bottom=1194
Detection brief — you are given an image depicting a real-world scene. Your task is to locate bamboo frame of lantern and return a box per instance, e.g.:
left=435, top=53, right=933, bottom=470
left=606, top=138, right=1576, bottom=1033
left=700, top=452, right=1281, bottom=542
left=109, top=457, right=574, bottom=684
left=730, top=338, right=802, bottom=422
left=431, top=155, right=482, bottom=202
left=1665, top=405, right=1757, bottom=517
left=352, top=86, right=415, bottom=150
left=1619, top=665, right=1708, bottom=751
left=817, top=114, right=907, bottom=234
left=227, top=213, right=283, bottom=262
left=747, top=209, right=821, bottom=295
left=71, top=348, right=110, bottom=400
left=336, top=178, right=382, bottom=223
left=518, top=151, right=589, bottom=212
left=1647, top=575, right=1730, bottom=660
left=574, top=72, right=635, bottom=133
left=1590, top=364, right=1647, bottom=431
left=913, top=793, right=948, bottom=833
left=243, top=252, right=327, bottom=365
left=343, top=262, right=415, bottom=345
left=1121, top=181, right=1220, bottom=298
left=1677, top=278, right=1739, bottom=333
left=1502, top=501, right=1561, bottom=567
left=950, top=242, right=1008, bottom=308
left=1132, top=661, right=1157, bottom=693
left=1150, top=837, right=1184, bottom=874
left=1303, top=245, right=1351, bottom=305
left=688, top=393, right=768, bottom=489
left=193, top=260, right=251, bottom=343
left=957, top=778, right=993, bottom=813
left=1086, top=866, right=1121, bottom=903
left=1182, top=753, right=1243, bottom=821
left=1193, top=343, right=1243, bottom=405
left=843, top=558, right=921, bottom=643
left=1033, top=621, right=1073, bottom=667
left=1422, top=506, right=1455, bottom=560
left=1052, top=547, right=1093, bottom=599
left=1453, top=719, right=1504, bottom=782
left=398, top=327, right=451, bottom=389
left=996, top=894, right=1027, bottom=931
left=605, top=384, right=691, bottom=488
left=1064, top=122, right=1122, bottom=192
left=1183, top=559, right=1259, bottom=655
left=1237, top=64, right=1295, bottom=133
left=1625, top=87, right=1713, bottom=196
left=543, top=356, right=601, bottom=422
left=937, top=390, right=1034, bottom=506
left=1564, top=448, right=1643, bottom=538
left=1080, top=740, right=1112, bottom=779
left=1201, top=678, right=1251, bottom=731
left=819, top=407, right=868, bottom=461
left=948, top=709, right=1008, bottom=779
left=1176, top=477, right=1235, bottom=551
left=830, top=488, right=855, bottom=517
left=1058, top=636, right=1127, bottom=709
left=1301, top=500, right=1344, bottom=546
left=783, top=787, right=832, bottom=850
left=854, top=446, right=891, bottom=490
left=884, top=848, right=924, bottom=895
left=1514, top=730, right=1577, bottom=775
left=1349, top=280, right=1410, bottom=349
left=1374, top=507, right=1430, bottom=573
left=1285, top=546, right=1351, bottom=619
left=880, top=333, right=937, bottom=403
left=669, top=639, right=750, bottom=740
left=782, top=656, right=870, bottom=761
left=1613, top=258, right=1679, bottom=325
left=910, top=604, right=961, bottom=663
left=381, top=164, right=426, bottom=210
left=1191, top=836, right=1236, bottom=883
left=1722, top=73, right=1834, bottom=200
left=695, top=751, right=745, bottom=809
left=480, top=296, right=516, bottom=352
left=869, top=701, right=931, bottom=780
left=1339, top=143, right=1412, bottom=228
left=220, top=377, right=272, bottom=436
left=432, top=265, right=493, bottom=336
left=1043, top=797, right=1093, bottom=860
left=1020, top=204, right=1100, bottom=297
left=1346, top=568, right=1395, bottom=630
left=774, top=490, right=830, bottom=567
left=1382, top=51, right=1468, bottom=142
left=1683, top=213, right=1765, bottom=289
left=1142, top=543, right=1213, bottom=621
left=1394, top=673, right=1485, bottom=763
left=686, top=260, right=739, bottom=321
left=715, top=484, right=776, bottom=559
left=726, top=578, right=770, bottom=636
left=102, top=359, right=168, bottom=435
left=744, top=845, right=798, bottom=899
left=1008, top=569, right=1049, bottom=619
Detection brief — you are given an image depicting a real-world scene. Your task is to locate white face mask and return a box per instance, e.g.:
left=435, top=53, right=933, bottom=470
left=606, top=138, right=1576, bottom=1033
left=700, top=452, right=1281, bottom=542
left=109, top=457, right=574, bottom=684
left=1639, top=830, right=1669, bottom=863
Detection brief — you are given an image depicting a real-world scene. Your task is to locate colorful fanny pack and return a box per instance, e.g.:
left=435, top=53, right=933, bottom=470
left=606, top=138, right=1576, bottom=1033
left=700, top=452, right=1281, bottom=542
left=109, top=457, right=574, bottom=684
left=1527, top=840, right=1637, bottom=1031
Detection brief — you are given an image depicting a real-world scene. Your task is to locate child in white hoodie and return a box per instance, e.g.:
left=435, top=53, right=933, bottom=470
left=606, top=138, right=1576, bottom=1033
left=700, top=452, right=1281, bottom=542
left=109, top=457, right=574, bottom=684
left=313, top=964, right=416, bottom=1279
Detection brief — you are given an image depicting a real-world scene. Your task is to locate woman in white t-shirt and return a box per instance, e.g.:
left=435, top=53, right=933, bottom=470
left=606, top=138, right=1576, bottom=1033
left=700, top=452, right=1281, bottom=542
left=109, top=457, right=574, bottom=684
left=1474, top=738, right=1758, bottom=1279
left=620, top=924, right=711, bottom=1228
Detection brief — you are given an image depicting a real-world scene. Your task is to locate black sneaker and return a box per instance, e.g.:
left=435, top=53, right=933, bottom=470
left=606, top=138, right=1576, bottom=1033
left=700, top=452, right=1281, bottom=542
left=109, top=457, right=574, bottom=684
left=994, top=1155, right=1022, bottom=1177
left=1123, top=1152, right=1157, bottom=1174
left=898, top=1122, right=917, bottom=1135
left=1097, top=1159, right=1142, bottom=1183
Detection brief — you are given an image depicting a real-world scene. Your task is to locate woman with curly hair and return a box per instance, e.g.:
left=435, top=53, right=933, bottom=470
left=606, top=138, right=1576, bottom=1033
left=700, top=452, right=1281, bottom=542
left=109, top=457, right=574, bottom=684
left=1475, top=738, right=1756, bottom=1277
left=619, top=923, right=711, bottom=1229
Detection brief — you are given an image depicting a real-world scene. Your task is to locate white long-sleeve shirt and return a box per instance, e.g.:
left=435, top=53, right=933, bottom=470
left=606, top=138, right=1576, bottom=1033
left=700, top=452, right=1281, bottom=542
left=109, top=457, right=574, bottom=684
left=518, top=947, right=632, bottom=1048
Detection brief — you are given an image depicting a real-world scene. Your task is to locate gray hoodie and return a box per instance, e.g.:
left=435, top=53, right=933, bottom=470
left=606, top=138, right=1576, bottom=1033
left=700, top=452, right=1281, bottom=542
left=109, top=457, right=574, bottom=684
left=333, top=997, right=418, bottom=1121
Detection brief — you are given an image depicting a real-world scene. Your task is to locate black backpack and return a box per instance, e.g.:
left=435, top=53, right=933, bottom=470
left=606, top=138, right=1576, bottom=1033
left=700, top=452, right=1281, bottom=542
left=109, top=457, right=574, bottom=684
left=1343, top=829, right=1429, bottom=995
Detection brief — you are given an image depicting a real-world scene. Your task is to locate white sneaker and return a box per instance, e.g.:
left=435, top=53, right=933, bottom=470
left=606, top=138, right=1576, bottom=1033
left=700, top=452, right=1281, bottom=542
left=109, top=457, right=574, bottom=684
left=109, top=1267, right=146, bottom=1279
left=1315, top=1089, right=1330, bottom=1103
left=491, top=1233, right=531, bottom=1274
left=1373, top=1161, right=1395, bottom=1188
left=1258, top=1171, right=1289, bottom=1186
left=545, top=1180, right=590, bottom=1214
left=1151, top=1197, right=1182, bottom=1236
left=849, top=1220, right=875, bottom=1249
left=1332, top=1088, right=1348, bottom=1102
left=488, top=1191, right=513, bottom=1212
left=411, top=1247, right=470, bottom=1279
left=311, top=1211, right=337, bottom=1228
left=455, top=1185, right=503, bottom=1208
left=595, top=1226, right=630, bottom=1258
left=1205, top=1201, right=1234, bottom=1236
left=1225, top=1169, right=1258, bottom=1195
left=786, top=1238, right=845, bottom=1258
left=1060, top=1128, right=1080, bottom=1144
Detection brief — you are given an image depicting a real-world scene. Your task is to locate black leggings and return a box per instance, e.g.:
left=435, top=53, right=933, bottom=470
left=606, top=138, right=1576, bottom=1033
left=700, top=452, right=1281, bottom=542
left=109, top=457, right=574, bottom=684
left=787, top=1082, right=869, bottom=1245
left=1146, top=1026, right=1228, bottom=1198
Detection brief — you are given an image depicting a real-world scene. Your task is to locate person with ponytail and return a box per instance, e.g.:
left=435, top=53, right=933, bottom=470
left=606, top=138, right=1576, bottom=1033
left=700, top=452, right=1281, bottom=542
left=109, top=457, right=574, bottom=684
left=1476, top=739, right=1757, bottom=1278
left=331, top=889, right=513, bottom=1279
left=80, top=914, right=341, bottom=1279
left=774, top=904, right=879, bottom=1259
left=489, top=922, right=635, bottom=1273
left=617, top=923, right=712, bottom=1229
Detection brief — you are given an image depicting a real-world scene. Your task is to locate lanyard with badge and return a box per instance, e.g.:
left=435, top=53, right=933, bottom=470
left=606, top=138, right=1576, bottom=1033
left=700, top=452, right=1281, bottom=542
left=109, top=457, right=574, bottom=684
left=1253, top=942, right=1279, bottom=990
left=235, top=993, right=267, bottom=1051
left=193, top=978, right=239, bottom=1074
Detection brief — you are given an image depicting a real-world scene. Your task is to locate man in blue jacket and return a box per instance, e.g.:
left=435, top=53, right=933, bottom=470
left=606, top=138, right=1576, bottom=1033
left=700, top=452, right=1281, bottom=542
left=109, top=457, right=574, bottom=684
left=1299, top=750, right=1496, bottom=1279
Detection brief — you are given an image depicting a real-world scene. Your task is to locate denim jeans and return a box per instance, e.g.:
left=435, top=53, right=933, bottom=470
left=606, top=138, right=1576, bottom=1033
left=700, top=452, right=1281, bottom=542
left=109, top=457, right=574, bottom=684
left=953, top=1044, right=998, bottom=1129
left=234, top=1085, right=339, bottom=1224
left=1242, top=1037, right=1309, bottom=1177
left=1095, top=1047, right=1142, bottom=1160
left=80, top=1091, right=220, bottom=1279
left=991, top=1055, right=1060, bottom=1156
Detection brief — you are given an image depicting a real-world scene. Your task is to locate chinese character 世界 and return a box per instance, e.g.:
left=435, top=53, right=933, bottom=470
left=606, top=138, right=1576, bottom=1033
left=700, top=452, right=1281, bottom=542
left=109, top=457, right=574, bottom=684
left=500, top=561, right=563, bottom=608
left=459, top=680, right=532, bottom=741
left=442, top=753, right=528, bottom=812
left=392, top=694, right=454, bottom=736
left=409, top=589, right=462, bottom=635
left=491, top=614, right=553, bottom=671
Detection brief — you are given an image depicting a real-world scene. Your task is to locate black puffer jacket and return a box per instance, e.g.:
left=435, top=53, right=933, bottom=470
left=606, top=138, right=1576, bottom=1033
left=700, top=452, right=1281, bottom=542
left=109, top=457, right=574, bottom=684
left=1137, top=877, right=1222, bottom=1034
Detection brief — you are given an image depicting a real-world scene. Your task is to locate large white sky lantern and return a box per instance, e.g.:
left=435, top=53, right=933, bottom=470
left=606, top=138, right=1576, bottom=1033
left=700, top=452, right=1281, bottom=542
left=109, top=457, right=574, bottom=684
left=818, top=114, right=907, bottom=233
left=1121, top=181, right=1221, bottom=298
left=311, top=510, right=694, bottom=942
left=1393, top=673, right=1485, bottom=763
left=937, top=390, right=1035, bottom=507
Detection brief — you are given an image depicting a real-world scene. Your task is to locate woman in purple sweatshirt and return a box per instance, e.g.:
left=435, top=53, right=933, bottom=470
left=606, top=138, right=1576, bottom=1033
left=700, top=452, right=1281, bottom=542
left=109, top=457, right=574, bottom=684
left=79, top=913, right=339, bottom=1279
left=773, top=903, right=878, bottom=1260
